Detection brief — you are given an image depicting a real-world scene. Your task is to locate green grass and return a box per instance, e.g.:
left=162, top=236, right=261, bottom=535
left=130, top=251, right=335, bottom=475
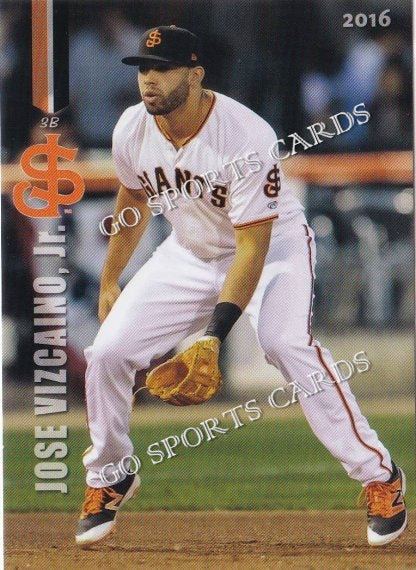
left=4, top=414, right=414, bottom=512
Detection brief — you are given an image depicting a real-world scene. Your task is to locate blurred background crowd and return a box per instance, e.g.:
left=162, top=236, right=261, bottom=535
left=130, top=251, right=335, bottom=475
left=1, top=0, right=413, bottom=398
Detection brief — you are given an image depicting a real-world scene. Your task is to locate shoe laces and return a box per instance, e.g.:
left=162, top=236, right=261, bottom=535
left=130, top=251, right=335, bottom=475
left=81, top=486, right=111, bottom=516
left=358, top=481, right=394, bottom=517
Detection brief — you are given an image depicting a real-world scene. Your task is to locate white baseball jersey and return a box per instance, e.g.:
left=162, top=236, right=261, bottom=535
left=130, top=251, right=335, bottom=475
left=112, top=91, right=304, bottom=259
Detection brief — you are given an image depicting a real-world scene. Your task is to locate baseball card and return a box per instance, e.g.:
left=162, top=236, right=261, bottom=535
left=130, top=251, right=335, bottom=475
left=2, top=1, right=414, bottom=567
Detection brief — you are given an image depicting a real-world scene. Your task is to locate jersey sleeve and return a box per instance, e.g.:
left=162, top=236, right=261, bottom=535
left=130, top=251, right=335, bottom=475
left=112, top=111, right=143, bottom=190
left=227, top=125, right=282, bottom=229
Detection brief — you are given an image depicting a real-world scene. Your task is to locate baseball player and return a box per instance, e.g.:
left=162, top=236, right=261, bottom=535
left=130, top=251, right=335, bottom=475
left=76, top=26, right=407, bottom=547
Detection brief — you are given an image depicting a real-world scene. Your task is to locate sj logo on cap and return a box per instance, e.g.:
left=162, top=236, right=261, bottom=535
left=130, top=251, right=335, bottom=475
left=146, top=30, right=162, bottom=48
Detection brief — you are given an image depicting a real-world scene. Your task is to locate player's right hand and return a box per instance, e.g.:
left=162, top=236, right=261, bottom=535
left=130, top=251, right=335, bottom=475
left=98, top=282, right=121, bottom=323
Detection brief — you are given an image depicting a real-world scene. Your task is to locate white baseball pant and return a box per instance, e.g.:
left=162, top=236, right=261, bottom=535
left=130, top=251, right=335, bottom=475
left=83, top=223, right=392, bottom=487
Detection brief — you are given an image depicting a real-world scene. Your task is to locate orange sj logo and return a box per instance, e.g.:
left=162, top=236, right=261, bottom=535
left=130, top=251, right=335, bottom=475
left=146, top=29, right=162, bottom=48
left=12, top=134, right=85, bottom=218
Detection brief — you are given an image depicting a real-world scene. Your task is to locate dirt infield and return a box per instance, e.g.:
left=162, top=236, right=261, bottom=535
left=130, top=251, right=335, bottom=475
left=5, top=511, right=414, bottom=569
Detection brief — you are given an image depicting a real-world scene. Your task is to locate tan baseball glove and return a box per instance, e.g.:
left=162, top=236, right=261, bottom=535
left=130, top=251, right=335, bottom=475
left=146, top=336, right=222, bottom=406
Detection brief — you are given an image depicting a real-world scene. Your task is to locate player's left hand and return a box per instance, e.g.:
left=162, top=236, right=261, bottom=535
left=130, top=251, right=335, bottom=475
left=146, top=336, right=222, bottom=405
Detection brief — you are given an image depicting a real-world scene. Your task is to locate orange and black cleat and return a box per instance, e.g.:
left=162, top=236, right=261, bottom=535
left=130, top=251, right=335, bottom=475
left=360, top=463, right=407, bottom=546
left=75, top=473, right=140, bottom=546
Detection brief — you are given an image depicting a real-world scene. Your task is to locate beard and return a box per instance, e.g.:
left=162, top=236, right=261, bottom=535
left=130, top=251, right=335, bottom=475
left=142, top=80, right=190, bottom=115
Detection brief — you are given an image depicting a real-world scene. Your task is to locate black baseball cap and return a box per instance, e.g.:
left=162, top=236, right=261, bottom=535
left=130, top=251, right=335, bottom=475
left=122, top=25, right=201, bottom=67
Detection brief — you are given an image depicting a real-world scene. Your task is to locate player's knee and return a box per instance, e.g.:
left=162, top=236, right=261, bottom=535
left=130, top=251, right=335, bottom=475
left=258, top=329, right=300, bottom=361
left=88, top=338, right=128, bottom=370
left=87, top=336, right=151, bottom=374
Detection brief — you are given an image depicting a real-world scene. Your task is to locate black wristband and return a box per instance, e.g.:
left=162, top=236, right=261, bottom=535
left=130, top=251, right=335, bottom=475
left=205, top=302, right=242, bottom=342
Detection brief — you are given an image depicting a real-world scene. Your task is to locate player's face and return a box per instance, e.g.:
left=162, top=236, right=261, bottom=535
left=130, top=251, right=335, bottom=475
left=138, top=62, right=191, bottom=115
